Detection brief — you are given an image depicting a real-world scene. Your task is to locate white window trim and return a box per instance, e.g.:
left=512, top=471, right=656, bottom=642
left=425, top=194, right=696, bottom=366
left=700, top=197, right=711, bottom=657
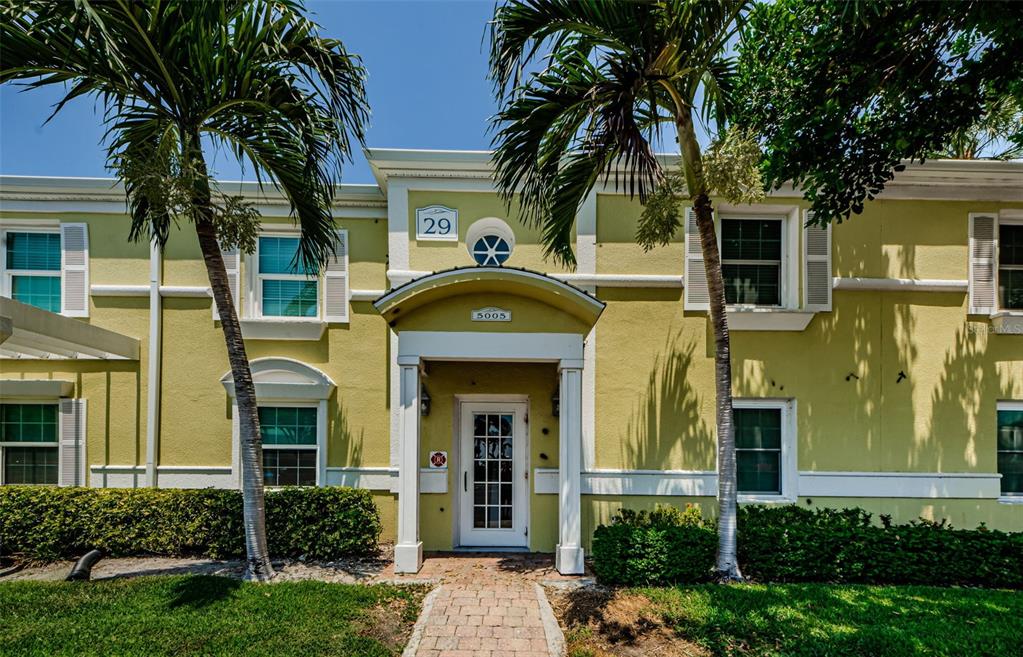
left=997, top=213, right=1023, bottom=313
left=997, top=400, right=1023, bottom=503
left=715, top=204, right=801, bottom=312
left=733, top=398, right=797, bottom=504
left=466, top=217, right=516, bottom=267
left=0, top=225, right=62, bottom=313
left=250, top=231, right=322, bottom=321
left=0, top=399, right=61, bottom=486
left=256, top=400, right=325, bottom=488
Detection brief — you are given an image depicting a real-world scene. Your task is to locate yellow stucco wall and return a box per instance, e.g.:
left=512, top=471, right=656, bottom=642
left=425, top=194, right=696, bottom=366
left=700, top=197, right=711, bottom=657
left=415, top=361, right=561, bottom=552
left=407, top=190, right=574, bottom=274
left=3, top=188, right=1022, bottom=539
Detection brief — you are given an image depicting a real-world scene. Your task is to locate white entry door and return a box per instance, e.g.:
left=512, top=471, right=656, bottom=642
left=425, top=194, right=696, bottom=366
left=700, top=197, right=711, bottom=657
left=459, top=402, right=529, bottom=547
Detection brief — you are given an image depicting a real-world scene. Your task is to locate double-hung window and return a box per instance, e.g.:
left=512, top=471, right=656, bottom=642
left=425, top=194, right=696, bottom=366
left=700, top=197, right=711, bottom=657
left=721, top=218, right=783, bottom=306
left=259, top=405, right=318, bottom=486
left=257, top=236, right=319, bottom=318
left=999, top=222, right=1023, bottom=310
left=997, top=403, right=1023, bottom=497
left=735, top=406, right=782, bottom=495
left=3, top=231, right=61, bottom=312
left=733, top=400, right=795, bottom=501
left=0, top=403, right=59, bottom=485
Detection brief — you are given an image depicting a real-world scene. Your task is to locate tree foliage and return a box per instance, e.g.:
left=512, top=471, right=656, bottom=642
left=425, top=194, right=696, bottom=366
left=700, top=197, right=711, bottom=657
left=1, top=0, right=369, bottom=268
left=735, top=0, right=1023, bottom=226
left=488, top=0, right=753, bottom=265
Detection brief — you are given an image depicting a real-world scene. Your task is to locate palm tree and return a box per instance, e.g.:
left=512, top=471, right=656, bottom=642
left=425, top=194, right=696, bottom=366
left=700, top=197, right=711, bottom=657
left=490, top=0, right=757, bottom=581
left=1, top=0, right=368, bottom=581
left=935, top=94, right=1023, bottom=160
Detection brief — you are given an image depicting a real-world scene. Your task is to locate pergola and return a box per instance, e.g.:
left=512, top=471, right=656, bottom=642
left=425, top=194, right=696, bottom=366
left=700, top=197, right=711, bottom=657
left=0, top=297, right=139, bottom=361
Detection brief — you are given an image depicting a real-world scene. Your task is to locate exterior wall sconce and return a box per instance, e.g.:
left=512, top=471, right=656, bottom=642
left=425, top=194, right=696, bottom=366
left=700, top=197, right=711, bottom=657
left=552, top=387, right=560, bottom=417
left=420, top=385, right=431, bottom=416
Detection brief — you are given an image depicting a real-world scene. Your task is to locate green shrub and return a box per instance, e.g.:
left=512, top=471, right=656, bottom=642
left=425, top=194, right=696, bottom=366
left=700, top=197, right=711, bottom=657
left=737, top=505, right=1023, bottom=588
left=591, top=504, right=716, bottom=586
left=0, top=486, right=381, bottom=562
left=590, top=504, right=1023, bottom=588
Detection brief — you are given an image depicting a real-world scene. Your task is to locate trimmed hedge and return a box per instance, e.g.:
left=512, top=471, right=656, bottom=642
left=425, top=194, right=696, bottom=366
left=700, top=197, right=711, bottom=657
left=590, top=505, right=716, bottom=586
left=591, top=504, right=1023, bottom=588
left=0, top=486, right=381, bottom=562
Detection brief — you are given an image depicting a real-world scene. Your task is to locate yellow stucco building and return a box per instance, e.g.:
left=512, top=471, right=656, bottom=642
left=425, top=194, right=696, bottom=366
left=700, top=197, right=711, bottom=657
left=1, top=150, right=1021, bottom=574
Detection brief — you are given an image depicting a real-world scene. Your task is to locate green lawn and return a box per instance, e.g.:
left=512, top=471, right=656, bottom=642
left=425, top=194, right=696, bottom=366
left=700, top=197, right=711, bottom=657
left=0, top=576, right=424, bottom=657
left=559, top=584, right=1022, bottom=657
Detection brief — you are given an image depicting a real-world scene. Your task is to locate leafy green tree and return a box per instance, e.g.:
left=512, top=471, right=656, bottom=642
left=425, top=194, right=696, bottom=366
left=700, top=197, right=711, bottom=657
left=736, top=0, right=1023, bottom=224
left=1, top=0, right=368, bottom=581
left=490, top=0, right=761, bottom=581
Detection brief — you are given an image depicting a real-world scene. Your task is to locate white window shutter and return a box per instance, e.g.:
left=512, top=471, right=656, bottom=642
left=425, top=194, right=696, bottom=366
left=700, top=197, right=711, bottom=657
left=968, top=213, right=997, bottom=315
left=803, top=212, right=832, bottom=311
left=324, top=229, right=349, bottom=323
left=683, top=208, right=710, bottom=311
left=58, top=398, right=86, bottom=487
left=60, top=223, right=89, bottom=317
left=213, top=244, right=241, bottom=321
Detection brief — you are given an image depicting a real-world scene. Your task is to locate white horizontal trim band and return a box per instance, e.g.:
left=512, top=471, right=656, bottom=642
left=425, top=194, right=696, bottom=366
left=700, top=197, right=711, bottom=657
left=574, top=469, right=1003, bottom=499
left=90, top=464, right=233, bottom=473
left=798, top=471, right=1002, bottom=498
left=552, top=273, right=684, bottom=288
left=832, top=277, right=968, bottom=292
left=351, top=289, right=386, bottom=301
left=91, top=284, right=380, bottom=301
left=385, top=270, right=973, bottom=294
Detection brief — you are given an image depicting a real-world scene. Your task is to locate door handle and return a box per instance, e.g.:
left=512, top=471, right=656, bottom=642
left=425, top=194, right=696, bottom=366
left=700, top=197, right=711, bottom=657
left=464, top=471, right=468, bottom=492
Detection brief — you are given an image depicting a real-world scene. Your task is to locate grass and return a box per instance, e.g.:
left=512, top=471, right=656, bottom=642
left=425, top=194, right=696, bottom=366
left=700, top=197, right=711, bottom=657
left=0, top=575, right=425, bottom=657
left=556, top=583, right=1022, bottom=657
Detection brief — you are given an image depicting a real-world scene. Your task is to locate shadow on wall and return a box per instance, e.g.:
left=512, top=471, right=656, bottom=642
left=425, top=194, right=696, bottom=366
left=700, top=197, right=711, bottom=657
left=621, top=333, right=713, bottom=474
left=332, top=398, right=365, bottom=469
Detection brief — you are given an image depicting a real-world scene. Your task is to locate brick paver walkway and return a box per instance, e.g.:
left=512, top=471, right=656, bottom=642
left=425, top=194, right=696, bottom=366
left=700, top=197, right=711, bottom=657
left=388, top=553, right=584, bottom=657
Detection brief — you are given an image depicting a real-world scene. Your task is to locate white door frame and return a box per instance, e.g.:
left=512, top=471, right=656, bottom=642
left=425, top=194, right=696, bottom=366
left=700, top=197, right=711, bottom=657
left=393, top=331, right=586, bottom=575
left=456, top=398, right=529, bottom=548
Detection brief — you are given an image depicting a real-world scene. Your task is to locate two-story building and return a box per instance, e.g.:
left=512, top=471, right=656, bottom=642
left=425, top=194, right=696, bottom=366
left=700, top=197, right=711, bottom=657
left=1, top=150, right=1021, bottom=574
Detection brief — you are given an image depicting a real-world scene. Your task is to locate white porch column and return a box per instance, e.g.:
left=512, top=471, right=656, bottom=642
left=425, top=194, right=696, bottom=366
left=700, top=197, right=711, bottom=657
left=556, top=359, right=585, bottom=574
left=394, top=355, right=423, bottom=573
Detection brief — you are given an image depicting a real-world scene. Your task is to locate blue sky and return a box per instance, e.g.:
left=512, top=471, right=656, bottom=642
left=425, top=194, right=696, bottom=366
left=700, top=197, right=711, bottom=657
left=0, top=1, right=508, bottom=185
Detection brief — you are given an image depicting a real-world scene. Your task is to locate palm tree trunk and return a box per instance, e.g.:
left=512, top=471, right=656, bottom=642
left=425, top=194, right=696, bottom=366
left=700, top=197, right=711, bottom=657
left=692, top=193, right=742, bottom=583
left=676, top=115, right=742, bottom=582
left=188, top=148, right=275, bottom=582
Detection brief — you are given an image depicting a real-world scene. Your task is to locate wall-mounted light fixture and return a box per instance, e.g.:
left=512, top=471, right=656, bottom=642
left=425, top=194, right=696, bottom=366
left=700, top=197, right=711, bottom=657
left=552, top=387, right=560, bottom=417
left=420, top=385, right=431, bottom=416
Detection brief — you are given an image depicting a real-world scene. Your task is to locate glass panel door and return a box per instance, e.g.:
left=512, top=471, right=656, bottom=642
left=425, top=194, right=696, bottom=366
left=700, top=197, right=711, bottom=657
left=471, top=412, right=514, bottom=529
left=459, top=402, right=528, bottom=548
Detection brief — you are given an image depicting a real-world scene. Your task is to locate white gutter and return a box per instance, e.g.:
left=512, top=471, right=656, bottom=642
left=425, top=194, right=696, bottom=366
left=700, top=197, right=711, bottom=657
left=145, top=241, right=162, bottom=487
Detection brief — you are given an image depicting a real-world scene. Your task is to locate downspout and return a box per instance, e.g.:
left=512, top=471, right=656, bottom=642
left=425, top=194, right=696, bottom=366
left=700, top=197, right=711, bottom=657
left=145, top=239, right=163, bottom=487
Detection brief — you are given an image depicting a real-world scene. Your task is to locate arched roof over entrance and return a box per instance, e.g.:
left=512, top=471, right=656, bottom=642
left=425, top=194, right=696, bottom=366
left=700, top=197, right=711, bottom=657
left=373, top=266, right=605, bottom=329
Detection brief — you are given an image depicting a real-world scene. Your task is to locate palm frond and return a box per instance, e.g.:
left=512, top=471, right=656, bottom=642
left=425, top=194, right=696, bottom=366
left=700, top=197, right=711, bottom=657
left=1, top=0, right=369, bottom=272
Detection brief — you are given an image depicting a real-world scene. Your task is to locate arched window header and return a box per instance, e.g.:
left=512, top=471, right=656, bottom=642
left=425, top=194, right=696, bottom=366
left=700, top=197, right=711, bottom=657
left=466, top=217, right=515, bottom=266
left=220, top=357, right=335, bottom=400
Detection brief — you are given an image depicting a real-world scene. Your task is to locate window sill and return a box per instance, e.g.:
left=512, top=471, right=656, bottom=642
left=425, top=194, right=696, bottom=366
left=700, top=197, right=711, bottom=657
left=239, top=318, right=326, bottom=341
left=738, top=494, right=796, bottom=504
left=727, top=308, right=815, bottom=332
left=997, top=496, right=1023, bottom=505
left=989, top=311, right=1023, bottom=335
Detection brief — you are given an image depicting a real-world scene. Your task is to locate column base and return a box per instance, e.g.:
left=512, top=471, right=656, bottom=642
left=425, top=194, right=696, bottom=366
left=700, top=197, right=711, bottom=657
left=555, top=544, right=585, bottom=575
left=394, top=542, right=423, bottom=574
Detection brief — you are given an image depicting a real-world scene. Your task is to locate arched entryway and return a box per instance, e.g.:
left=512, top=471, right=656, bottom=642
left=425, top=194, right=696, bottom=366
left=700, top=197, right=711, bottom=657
left=374, top=267, right=604, bottom=574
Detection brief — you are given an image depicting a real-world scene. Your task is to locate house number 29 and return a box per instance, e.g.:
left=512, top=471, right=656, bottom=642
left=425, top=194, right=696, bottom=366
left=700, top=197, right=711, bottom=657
left=416, top=205, right=458, bottom=241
